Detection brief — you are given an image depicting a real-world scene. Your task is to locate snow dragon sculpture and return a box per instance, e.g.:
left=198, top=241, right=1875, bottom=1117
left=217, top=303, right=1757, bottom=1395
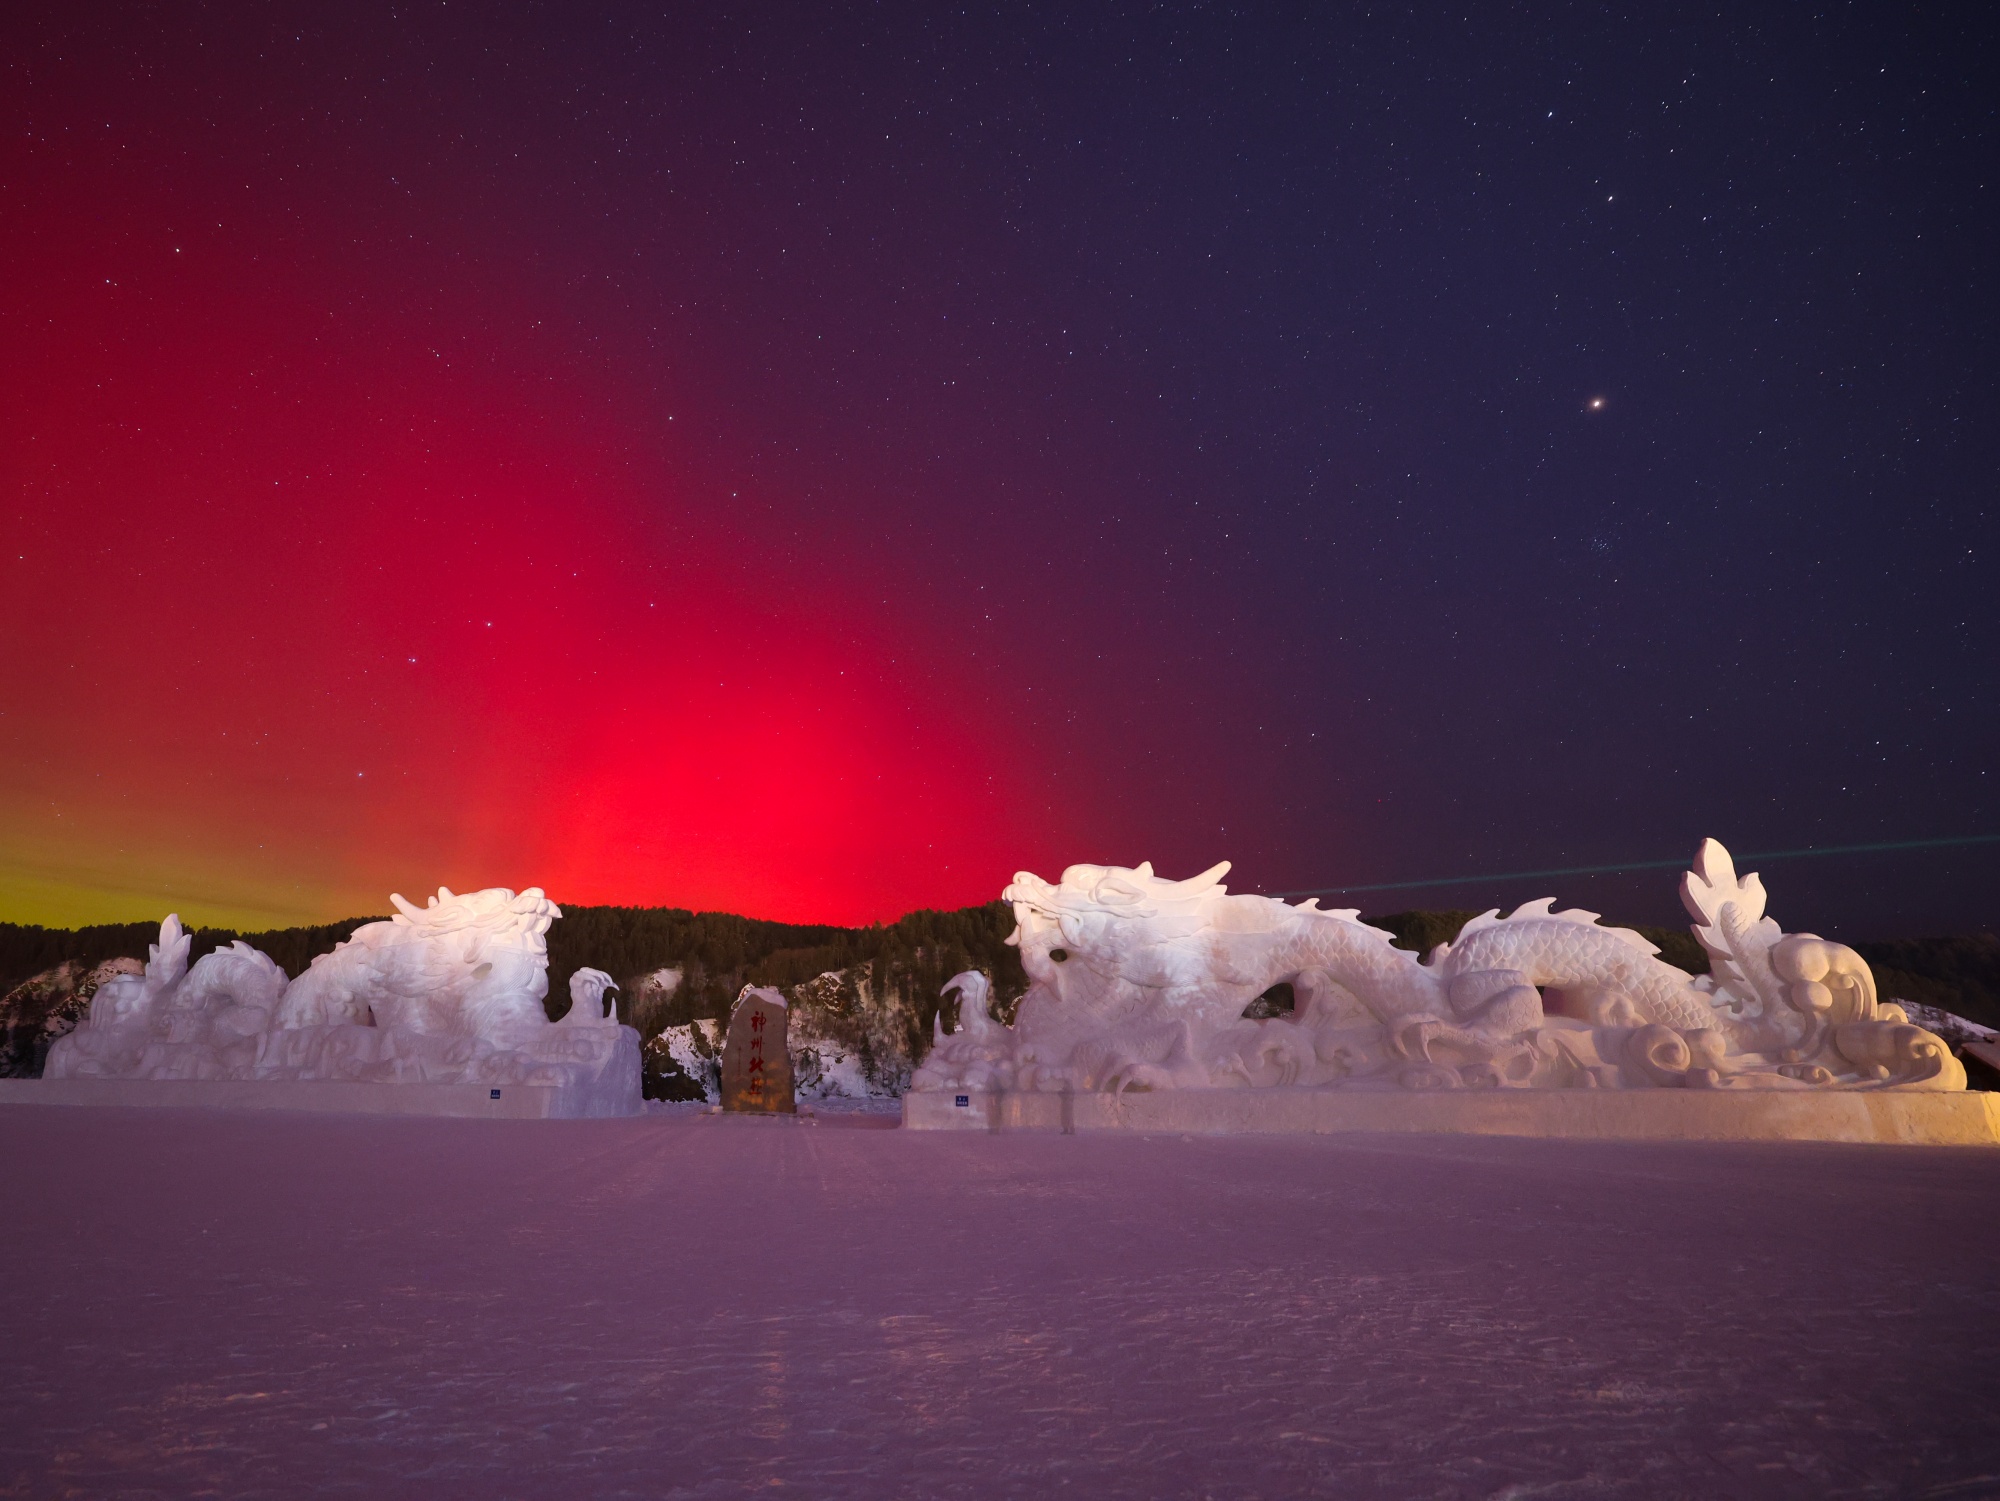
left=46, top=888, right=641, bottom=1116
left=912, top=840, right=1964, bottom=1096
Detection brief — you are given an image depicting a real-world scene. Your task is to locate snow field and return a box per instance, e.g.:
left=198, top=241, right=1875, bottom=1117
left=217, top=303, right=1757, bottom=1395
left=2, top=1107, right=1996, bottom=1499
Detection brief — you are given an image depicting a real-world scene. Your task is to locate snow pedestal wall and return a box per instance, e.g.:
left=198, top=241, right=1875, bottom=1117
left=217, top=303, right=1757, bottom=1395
left=904, top=1086, right=2000, bottom=1145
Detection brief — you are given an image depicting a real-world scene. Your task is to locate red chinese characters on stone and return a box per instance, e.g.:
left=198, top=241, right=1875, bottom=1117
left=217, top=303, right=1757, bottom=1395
left=720, top=988, right=793, bottom=1113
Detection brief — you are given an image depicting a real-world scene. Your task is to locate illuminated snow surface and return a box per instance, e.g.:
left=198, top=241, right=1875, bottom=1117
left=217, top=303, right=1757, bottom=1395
left=3, top=1105, right=1997, bottom=1499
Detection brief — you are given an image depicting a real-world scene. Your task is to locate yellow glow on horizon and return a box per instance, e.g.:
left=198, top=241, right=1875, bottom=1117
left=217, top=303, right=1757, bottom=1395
left=0, top=862, right=343, bottom=933
left=0, top=810, right=357, bottom=931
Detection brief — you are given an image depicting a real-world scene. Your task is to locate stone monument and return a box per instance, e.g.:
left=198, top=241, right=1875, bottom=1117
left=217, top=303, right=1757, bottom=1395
left=720, top=986, right=795, bottom=1113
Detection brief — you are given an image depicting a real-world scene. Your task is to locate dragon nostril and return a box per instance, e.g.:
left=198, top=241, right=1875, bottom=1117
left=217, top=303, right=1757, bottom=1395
left=1049, top=948, right=1069, bottom=963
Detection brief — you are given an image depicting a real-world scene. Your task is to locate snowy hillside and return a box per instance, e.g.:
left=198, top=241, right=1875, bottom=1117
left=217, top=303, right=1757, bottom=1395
left=641, top=960, right=983, bottom=1102
left=0, top=958, right=144, bottom=1077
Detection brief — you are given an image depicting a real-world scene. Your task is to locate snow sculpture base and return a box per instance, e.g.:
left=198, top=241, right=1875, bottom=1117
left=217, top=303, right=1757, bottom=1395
left=904, top=1086, right=2000, bottom=1146
left=0, top=1075, right=625, bottom=1119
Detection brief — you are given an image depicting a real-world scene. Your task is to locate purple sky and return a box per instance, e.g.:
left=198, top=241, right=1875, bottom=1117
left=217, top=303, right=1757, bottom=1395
left=4, top=4, right=1995, bottom=934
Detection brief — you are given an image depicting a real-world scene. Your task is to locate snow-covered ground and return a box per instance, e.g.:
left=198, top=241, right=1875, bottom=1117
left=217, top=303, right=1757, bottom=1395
left=2, top=1106, right=1997, bottom=1499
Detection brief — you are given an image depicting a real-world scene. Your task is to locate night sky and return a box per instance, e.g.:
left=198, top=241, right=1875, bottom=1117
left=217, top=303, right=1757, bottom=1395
left=3, top=4, right=1995, bottom=935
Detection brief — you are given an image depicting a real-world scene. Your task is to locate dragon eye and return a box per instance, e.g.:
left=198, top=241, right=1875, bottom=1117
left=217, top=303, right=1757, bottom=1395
left=1049, top=948, right=1069, bottom=963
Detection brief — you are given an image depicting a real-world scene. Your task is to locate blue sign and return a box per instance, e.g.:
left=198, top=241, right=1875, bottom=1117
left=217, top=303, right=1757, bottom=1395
left=955, top=1094, right=970, bottom=1108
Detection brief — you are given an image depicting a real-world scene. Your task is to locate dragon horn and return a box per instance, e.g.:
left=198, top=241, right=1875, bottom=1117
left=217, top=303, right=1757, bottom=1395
left=1184, top=860, right=1231, bottom=890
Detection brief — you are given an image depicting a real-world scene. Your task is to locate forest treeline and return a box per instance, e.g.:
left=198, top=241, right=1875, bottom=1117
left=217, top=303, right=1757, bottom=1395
left=5, top=904, right=1996, bottom=1037
left=0, top=917, right=384, bottom=1000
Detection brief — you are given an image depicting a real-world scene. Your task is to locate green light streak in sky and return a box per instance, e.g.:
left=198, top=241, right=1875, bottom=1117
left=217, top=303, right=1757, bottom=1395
left=1270, top=834, right=2000, bottom=900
